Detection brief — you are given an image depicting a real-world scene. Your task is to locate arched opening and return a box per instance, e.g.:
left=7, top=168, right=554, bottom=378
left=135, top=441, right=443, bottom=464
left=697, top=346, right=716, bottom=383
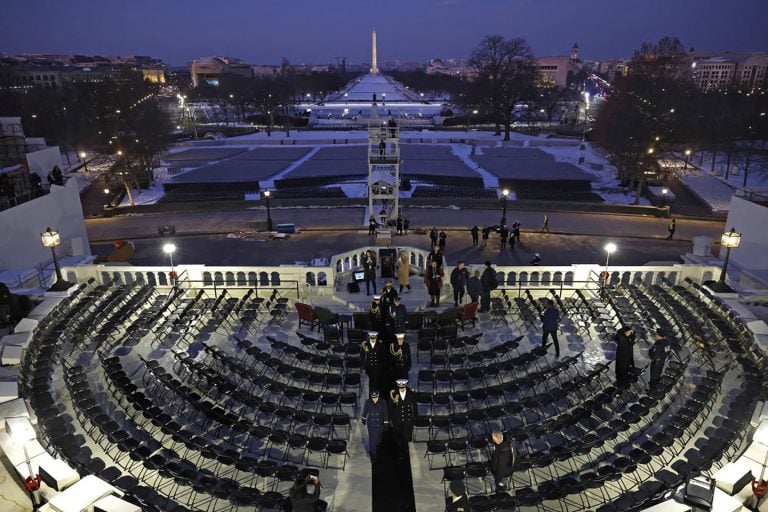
left=158, top=273, right=168, bottom=286
left=147, top=273, right=157, bottom=286
left=553, top=272, right=562, bottom=285
left=203, top=272, right=213, bottom=286
left=271, top=272, right=281, bottom=286
left=530, top=272, right=540, bottom=287
left=225, top=272, right=235, bottom=286
left=248, top=272, right=257, bottom=287
left=541, top=272, right=551, bottom=287
left=318, top=272, right=328, bottom=286
left=564, top=271, right=574, bottom=286
left=236, top=272, right=246, bottom=286
left=507, top=272, right=517, bottom=286
left=306, top=272, right=316, bottom=286
left=519, top=272, right=528, bottom=287
left=259, top=272, right=269, bottom=286
left=214, top=272, right=224, bottom=286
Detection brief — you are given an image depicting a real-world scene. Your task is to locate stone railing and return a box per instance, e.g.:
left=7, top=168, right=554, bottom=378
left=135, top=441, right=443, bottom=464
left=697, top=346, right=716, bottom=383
left=62, top=255, right=722, bottom=301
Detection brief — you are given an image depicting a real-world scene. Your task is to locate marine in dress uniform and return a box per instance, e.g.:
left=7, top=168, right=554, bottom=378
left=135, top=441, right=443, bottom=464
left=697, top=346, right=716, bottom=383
left=389, top=333, right=412, bottom=382
left=361, top=390, right=389, bottom=462
left=389, top=296, right=408, bottom=336
left=362, top=331, right=386, bottom=393
left=368, top=295, right=384, bottom=333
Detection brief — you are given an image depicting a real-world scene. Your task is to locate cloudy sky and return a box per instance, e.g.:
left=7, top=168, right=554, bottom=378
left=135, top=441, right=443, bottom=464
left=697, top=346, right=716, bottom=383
left=2, top=0, right=766, bottom=66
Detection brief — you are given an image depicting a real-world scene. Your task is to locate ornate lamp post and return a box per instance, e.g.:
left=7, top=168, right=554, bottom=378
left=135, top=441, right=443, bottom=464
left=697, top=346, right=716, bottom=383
left=264, top=190, right=273, bottom=231
left=684, top=149, right=691, bottom=170
left=163, top=242, right=177, bottom=286
left=79, top=152, right=88, bottom=172
left=715, top=228, right=741, bottom=291
left=603, top=242, right=617, bottom=292
left=500, top=189, right=509, bottom=227
left=40, top=228, right=73, bottom=291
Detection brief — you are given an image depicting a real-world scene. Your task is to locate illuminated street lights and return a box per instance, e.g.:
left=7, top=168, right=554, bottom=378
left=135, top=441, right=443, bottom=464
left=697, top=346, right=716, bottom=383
left=79, top=152, right=88, bottom=172
left=163, top=243, right=177, bottom=286
left=500, top=189, right=509, bottom=226
left=602, top=242, right=617, bottom=293
left=264, top=190, right=273, bottom=231
left=41, top=228, right=73, bottom=291
left=472, top=109, right=478, bottom=130
left=684, top=149, right=692, bottom=170
left=713, top=228, right=741, bottom=292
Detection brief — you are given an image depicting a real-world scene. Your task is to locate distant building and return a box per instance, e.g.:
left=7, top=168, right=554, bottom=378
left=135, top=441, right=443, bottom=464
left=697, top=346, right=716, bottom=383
left=190, top=56, right=253, bottom=87
left=691, top=52, right=767, bottom=91
left=424, top=58, right=467, bottom=76
left=534, top=56, right=573, bottom=88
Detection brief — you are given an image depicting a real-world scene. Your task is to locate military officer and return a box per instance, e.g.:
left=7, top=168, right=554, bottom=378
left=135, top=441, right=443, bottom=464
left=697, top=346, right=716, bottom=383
left=362, top=331, right=386, bottom=392
left=389, top=378, right=417, bottom=458
left=361, top=389, right=388, bottom=462
left=389, top=333, right=412, bottom=383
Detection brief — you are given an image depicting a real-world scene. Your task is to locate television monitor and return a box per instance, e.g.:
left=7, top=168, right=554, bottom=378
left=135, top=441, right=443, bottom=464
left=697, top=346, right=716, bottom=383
left=353, top=271, right=365, bottom=282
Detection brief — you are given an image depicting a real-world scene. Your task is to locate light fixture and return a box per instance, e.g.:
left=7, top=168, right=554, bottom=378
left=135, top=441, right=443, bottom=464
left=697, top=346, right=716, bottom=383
left=40, top=228, right=73, bottom=291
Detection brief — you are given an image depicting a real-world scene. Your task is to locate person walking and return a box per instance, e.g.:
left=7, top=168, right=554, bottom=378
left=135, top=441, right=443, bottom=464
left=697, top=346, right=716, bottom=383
left=397, top=251, right=411, bottom=293
left=666, top=218, right=676, bottom=240
left=425, top=260, right=444, bottom=307
left=369, top=295, right=384, bottom=333
left=450, top=261, right=470, bottom=307
left=289, top=471, right=326, bottom=512
left=427, top=245, right=444, bottom=271
left=396, top=216, right=403, bottom=235
left=489, top=431, right=515, bottom=492
left=530, top=253, right=541, bottom=265
left=649, top=328, right=671, bottom=388
left=479, top=261, right=497, bottom=313
left=481, top=226, right=490, bottom=248
left=389, top=379, right=417, bottom=459
left=381, top=279, right=398, bottom=307
left=363, top=331, right=386, bottom=392
left=389, top=296, right=408, bottom=335
left=499, top=225, right=509, bottom=250
left=389, top=332, right=412, bottom=381
left=467, top=270, right=482, bottom=304
left=361, top=390, right=388, bottom=462
left=541, top=214, right=550, bottom=233
left=403, top=217, right=410, bottom=234
left=429, top=227, right=438, bottom=247
left=368, top=216, right=377, bottom=235
left=438, top=230, right=447, bottom=252
left=614, top=324, right=636, bottom=384
left=512, top=220, right=521, bottom=243
left=470, top=225, right=479, bottom=246
left=541, top=299, right=561, bottom=357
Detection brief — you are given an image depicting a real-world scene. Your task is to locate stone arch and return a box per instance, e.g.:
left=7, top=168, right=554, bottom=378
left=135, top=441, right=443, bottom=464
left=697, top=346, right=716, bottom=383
left=564, top=271, right=574, bottom=286
left=259, top=272, right=269, bottom=286
left=702, top=270, right=713, bottom=282
left=507, top=272, right=517, bottom=286
left=667, top=272, right=677, bottom=285
left=248, top=272, right=257, bottom=287
left=553, top=271, right=562, bottom=285
left=496, top=271, right=505, bottom=287
left=317, top=272, right=328, bottom=286
left=643, top=273, right=654, bottom=285
left=147, top=273, right=157, bottom=286
left=214, top=272, right=224, bottom=286
left=123, top=273, right=134, bottom=284
left=225, top=272, right=235, bottom=286
left=620, top=271, right=631, bottom=286
left=158, top=273, right=168, bottom=286
left=236, top=272, right=246, bottom=286
left=101, top=271, right=112, bottom=284
left=654, top=271, right=665, bottom=285
left=271, top=272, right=281, bottom=286
left=306, top=272, right=316, bottom=286
left=530, top=272, right=540, bottom=287
left=336, top=259, right=343, bottom=273
left=632, top=272, right=643, bottom=285
left=541, top=272, right=551, bottom=287
left=519, top=272, right=528, bottom=287
left=202, top=272, right=212, bottom=286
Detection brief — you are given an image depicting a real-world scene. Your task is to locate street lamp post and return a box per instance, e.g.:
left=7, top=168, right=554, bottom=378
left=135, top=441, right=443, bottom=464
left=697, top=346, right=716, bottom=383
left=79, top=152, right=88, bottom=172
left=264, top=190, right=273, bottom=231
left=472, top=109, right=478, bottom=130
left=40, top=228, right=73, bottom=292
left=603, top=242, right=617, bottom=291
left=163, top=243, right=177, bottom=286
left=684, top=149, right=691, bottom=170
left=716, top=228, right=741, bottom=289
left=500, top=189, right=509, bottom=226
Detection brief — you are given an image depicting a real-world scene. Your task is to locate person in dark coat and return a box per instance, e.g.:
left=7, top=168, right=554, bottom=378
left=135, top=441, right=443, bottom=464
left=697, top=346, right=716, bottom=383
left=614, top=325, right=636, bottom=384
left=389, top=333, right=412, bottom=381
left=396, top=216, right=403, bottom=235
left=649, top=328, right=671, bottom=388
left=512, top=220, right=521, bottom=243
left=369, top=295, right=384, bottom=333
left=403, top=217, right=410, bottom=234
left=361, top=390, right=389, bottom=462
left=427, top=246, right=444, bottom=271
left=368, top=216, right=377, bottom=235
left=530, top=253, right=541, bottom=265
left=467, top=270, right=482, bottom=304
left=499, top=226, right=509, bottom=250
left=666, top=218, right=676, bottom=240
left=446, top=480, right=471, bottom=512
left=363, top=331, right=386, bottom=392
left=470, top=225, right=479, bottom=246
left=450, top=261, right=470, bottom=307
left=389, top=296, right=408, bottom=334
left=289, top=471, right=326, bottom=512
left=489, top=431, right=515, bottom=492
left=438, top=230, right=447, bottom=251
left=479, top=261, right=497, bottom=312
left=389, top=379, right=417, bottom=457
left=381, top=279, right=399, bottom=307
left=541, top=299, right=561, bottom=357
left=363, top=250, right=377, bottom=295
left=425, top=260, right=444, bottom=307
left=429, top=227, right=438, bottom=247
left=481, top=226, right=490, bottom=248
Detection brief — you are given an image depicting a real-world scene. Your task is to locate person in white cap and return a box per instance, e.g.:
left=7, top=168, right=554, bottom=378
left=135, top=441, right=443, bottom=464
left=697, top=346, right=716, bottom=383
left=389, top=333, right=412, bottom=382
left=362, top=331, right=385, bottom=392
left=369, top=295, right=383, bottom=332
left=389, top=378, right=417, bottom=458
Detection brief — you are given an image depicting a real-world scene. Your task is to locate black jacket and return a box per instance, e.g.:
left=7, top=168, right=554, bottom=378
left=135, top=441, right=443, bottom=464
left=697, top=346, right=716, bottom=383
left=490, top=437, right=514, bottom=477
left=289, top=482, right=320, bottom=512
left=446, top=494, right=472, bottom=512
left=450, top=266, right=470, bottom=291
left=481, top=267, right=497, bottom=291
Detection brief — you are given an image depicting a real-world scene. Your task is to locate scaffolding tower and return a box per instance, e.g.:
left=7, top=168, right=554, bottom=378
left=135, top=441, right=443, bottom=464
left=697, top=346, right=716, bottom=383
left=367, top=118, right=400, bottom=228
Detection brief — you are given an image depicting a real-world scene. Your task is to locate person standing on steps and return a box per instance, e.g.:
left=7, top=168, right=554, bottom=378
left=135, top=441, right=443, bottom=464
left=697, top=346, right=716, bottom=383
left=450, top=261, right=470, bottom=307
left=403, top=217, right=410, bottom=234
left=479, top=261, right=497, bottom=313
left=470, top=225, right=479, bottom=246
left=430, top=226, right=438, bottom=247
left=397, top=251, right=411, bottom=294
left=363, top=250, right=377, bottom=295
left=425, top=260, right=444, bottom=307
left=438, top=230, right=447, bottom=252
left=541, top=299, right=561, bottom=357
left=427, top=245, right=444, bottom=272
left=361, top=390, right=388, bottom=463
left=649, top=328, right=671, bottom=389
left=666, top=218, right=676, bottom=240
left=481, top=226, right=490, bottom=248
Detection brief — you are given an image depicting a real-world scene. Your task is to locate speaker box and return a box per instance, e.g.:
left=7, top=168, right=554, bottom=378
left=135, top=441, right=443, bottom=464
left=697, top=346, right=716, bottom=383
left=347, top=282, right=360, bottom=293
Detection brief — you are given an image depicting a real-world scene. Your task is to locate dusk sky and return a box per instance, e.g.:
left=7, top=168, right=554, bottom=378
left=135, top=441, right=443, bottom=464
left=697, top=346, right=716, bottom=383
left=2, top=0, right=767, bottom=66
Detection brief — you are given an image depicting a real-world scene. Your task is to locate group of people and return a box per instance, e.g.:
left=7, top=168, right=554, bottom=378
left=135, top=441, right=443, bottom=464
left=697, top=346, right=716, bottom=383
left=367, top=214, right=410, bottom=235
left=614, top=324, right=672, bottom=388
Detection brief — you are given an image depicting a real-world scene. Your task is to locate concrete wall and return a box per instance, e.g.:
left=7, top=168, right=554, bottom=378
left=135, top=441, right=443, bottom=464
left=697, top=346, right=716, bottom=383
left=0, top=178, right=90, bottom=270
left=721, top=195, right=768, bottom=271
left=25, top=146, right=62, bottom=175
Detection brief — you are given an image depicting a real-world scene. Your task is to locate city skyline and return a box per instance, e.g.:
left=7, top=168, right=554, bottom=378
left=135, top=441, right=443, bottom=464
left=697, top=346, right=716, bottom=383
left=2, top=0, right=767, bottom=67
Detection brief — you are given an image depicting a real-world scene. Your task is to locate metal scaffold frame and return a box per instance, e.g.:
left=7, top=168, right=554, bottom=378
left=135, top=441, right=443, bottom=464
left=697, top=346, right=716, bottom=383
left=367, top=118, right=400, bottom=228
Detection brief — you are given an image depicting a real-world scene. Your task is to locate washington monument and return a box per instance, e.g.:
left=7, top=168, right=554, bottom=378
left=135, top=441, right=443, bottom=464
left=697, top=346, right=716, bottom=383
left=370, top=29, right=379, bottom=75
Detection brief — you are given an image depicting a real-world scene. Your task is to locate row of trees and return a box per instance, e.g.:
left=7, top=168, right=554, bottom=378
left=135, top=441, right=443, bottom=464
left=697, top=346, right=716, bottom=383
left=594, top=36, right=768, bottom=200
